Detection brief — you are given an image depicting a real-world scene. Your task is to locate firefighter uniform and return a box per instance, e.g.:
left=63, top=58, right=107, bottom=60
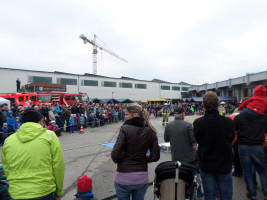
left=162, top=105, right=170, bottom=126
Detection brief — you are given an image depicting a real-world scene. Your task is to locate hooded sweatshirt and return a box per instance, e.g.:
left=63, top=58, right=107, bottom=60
left=234, top=112, right=267, bottom=145
left=1, top=122, right=65, bottom=199
left=238, top=85, right=267, bottom=114
left=6, top=111, right=16, bottom=131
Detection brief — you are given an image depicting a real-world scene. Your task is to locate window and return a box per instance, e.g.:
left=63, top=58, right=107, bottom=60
left=161, top=85, right=170, bottom=90
left=30, top=76, right=52, bottom=84
left=65, top=96, right=70, bottom=100
left=135, top=84, right=147, bottom=89
left=102, top=81, right=117, bottom=87
left=182, top=87, right=189, bottom=91
left=83, top=80, right=98, bottom=86
left=82, top=95, right=89, bottom=102
left=172, top=86, right=180, bottom=91
left=119, top=82, right=133, bottom=88
left=71, top=95, right=80, bottom=101
left=18, top=96, right=24, bottom=102
left=37, top=95, right=52, bottom=103
left=58, top=78, right=77, bottom=85
left=30, top=96, right=37, bottom=102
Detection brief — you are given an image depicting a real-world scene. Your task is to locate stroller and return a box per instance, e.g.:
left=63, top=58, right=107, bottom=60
left=154, top=161, right=197, bottom=200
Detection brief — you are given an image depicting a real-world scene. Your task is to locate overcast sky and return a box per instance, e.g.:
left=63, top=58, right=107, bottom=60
left=1, top=0, right=267, bottom=85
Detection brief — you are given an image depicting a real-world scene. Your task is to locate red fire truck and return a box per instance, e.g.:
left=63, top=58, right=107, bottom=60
left=46, top=92, right=89, bottom=106
left=0, top=93, right=52, bottom=106
left=0, top=92, right=89, bottom=107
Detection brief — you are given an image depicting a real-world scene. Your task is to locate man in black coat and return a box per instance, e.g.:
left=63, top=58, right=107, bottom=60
left=234, top=107, right=267, bottom=200
left=193, top=91, right=235, bottom=200
left=71, top=102, right=80, bottom=114
left=39, top=104, right=49, bottom=120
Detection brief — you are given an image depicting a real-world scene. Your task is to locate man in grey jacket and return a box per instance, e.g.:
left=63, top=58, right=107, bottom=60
left=164, top=107, right=197, bottom=163
left=164, top=107, right=200, bottom=200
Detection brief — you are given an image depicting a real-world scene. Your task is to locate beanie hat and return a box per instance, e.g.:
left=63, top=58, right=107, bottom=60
left=22, top=109, right=44, bottom=123
left=254, top=85, right=267, bottom=97
left=77, top=175, right=92, bottom=193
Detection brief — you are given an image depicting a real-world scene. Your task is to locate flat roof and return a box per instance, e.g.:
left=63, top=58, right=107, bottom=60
left=0, top=67, right=191, bottom=86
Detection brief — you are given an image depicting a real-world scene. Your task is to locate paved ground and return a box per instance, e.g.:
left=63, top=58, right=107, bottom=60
left=1, top=115, right=266, bottom=199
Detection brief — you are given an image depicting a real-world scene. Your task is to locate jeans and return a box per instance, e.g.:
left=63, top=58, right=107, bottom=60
left=200, top=170, right=233, bottom=200
left=186, top=161, right=203, bottom=199
left=114, top=182, right=148, bottom=200
left=11, top=192, right=56, bottom=200
left=238, top=144, right=267, bottom=198
left=69, top=125, right=74, bottom=133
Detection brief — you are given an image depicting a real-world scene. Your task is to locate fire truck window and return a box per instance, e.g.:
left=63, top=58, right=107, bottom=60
left=65, top=96, right=70, bottom=100
left=37, top=95, right=52, bottom=103
left=30, top=96, right=37, bottom=102
left=26, top=96, right=28, bottom=101
left=71, top=96, right=80, bottom=101
left=18, top=96, right=24, bottom=102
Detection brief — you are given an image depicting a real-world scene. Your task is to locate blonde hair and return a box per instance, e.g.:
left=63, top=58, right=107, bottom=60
left=126, top=103, right=157, bottom=133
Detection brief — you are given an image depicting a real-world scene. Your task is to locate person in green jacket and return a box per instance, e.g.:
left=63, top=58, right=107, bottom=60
left=2, top=109, right=65, bottom=200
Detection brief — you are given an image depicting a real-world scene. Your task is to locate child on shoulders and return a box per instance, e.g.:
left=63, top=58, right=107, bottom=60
left=238, top=85, right=267, bottom=116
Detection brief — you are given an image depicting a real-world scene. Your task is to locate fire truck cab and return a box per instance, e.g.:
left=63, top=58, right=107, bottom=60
left=0, top=93, right=52, bottom=107
left=41, top=92, right=89, bottom=106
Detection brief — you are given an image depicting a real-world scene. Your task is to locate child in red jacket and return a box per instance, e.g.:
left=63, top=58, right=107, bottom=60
left=238, top=85, right=267, bottom=115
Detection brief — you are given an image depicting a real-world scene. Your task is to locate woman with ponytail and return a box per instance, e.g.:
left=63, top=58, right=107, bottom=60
left=111, top=103, right=160, bottom=200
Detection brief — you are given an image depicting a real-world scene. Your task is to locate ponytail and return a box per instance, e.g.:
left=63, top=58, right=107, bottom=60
left=142, top=108, right=157, bottom=134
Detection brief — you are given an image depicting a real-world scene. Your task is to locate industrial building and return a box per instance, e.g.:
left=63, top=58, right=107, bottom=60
left=189, top=71, right=267, bottom=102
left=0, top=67, right=191, bottom=102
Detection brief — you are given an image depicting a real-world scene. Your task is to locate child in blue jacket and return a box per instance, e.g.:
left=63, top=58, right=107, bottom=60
left=12, top=117, right=22, bottom=132
left=1, top=123, right=8, bottom=145
left=69, top=114, right=75, bottom=133
left=6, top=111, right=15, bottom=132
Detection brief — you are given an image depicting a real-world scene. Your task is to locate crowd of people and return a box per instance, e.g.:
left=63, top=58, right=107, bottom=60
left=0, top=84, right=266, bottom=200
left=0, top=101, right=128, bottom=139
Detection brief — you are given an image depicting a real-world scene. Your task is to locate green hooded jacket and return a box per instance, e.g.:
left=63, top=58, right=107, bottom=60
left=2, top=122, right=65, bottom=199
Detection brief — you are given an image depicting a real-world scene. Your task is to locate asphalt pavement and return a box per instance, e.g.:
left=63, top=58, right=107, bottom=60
left=1, top=115, right=266, bottom=200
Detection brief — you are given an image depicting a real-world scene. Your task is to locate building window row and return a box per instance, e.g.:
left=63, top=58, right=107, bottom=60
left=120, top=82, right=133, bottom=88
left=57, top=78, right=77, bottom=85
left=135, top=84, right=146, bottom=89
left=28, top=76, right=187, bottom=91
left=82, top=80, right=98, bottom=86
left=161, top=85, right=182, bottom=91
left=182, top=87, right=189, bottom=91
left=28, top=76, right=52, bottom=84
left=161, top=85, right=170, bottom=90
left=172, top=86, right=180, bottom=91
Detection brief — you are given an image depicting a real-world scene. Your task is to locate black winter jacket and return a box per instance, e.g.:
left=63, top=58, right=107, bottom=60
left=111, top=117, right=160, bottom=172
left=193, top=110, right=235, bottom=174
left=234, top=112, right=267, bottom=145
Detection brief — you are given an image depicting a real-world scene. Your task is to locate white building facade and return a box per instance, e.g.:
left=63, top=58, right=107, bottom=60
left=0, top=67, right=190, bottom=101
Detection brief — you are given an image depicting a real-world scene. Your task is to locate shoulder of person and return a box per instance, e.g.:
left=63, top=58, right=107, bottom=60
left=193, top=116, right=203, bottom=124
left=44, top=130, right=58, bottom=138
left=183, top=120, right=192, bottom=126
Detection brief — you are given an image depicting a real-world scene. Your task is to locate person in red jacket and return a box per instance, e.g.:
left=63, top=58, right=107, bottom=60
left=238, top=85, right=267, bottom=115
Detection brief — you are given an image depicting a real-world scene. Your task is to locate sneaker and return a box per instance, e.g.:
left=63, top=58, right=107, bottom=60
left=246, top=193, right=256, bottom=200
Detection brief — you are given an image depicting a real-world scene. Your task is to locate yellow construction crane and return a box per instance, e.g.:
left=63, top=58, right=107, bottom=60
left=80, top=34, right=128, bottom=75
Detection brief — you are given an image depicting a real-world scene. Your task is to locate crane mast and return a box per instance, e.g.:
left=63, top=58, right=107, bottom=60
left=80, top=34, right=128, bottom=75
